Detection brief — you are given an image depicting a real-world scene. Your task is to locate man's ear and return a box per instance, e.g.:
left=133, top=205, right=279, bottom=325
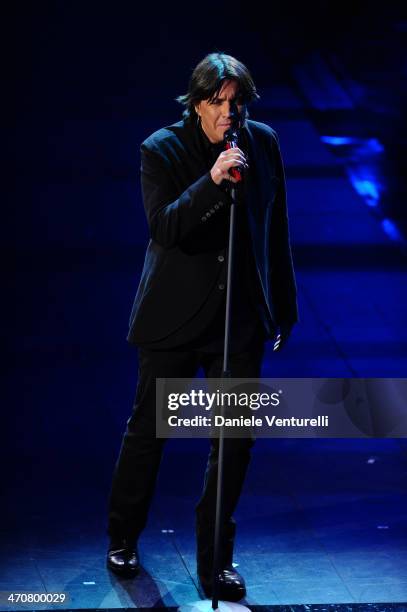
left=195, top=103, right=201, bottom=117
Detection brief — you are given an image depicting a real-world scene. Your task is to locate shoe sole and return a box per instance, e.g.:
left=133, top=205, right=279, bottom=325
left=199, top=580, right=246, bottom=602
left=106, top=560, right=140, bottom=578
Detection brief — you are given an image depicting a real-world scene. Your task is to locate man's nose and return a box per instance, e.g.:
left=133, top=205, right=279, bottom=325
left=223, top=101, right=238, bottom=119
left=222, top=101, right=233, bottom=117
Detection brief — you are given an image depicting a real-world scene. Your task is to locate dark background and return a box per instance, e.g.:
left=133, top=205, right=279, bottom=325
left=3, top=2, right=407, bottom=599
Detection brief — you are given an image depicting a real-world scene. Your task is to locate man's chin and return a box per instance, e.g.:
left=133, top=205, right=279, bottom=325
left=217, top=127, right=231, bottom=142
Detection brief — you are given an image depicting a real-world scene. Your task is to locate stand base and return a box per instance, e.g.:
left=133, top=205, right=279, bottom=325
left=178, top=600, right=251, bottom=612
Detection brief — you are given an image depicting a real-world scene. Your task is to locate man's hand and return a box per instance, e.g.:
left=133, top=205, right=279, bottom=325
left=210, top=148, right=248, bottom=185
left=273, top=324, right=294, bottom=352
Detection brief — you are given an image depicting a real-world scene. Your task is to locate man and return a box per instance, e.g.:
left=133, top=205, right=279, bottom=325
left=107, top=53, right=298, bottom=602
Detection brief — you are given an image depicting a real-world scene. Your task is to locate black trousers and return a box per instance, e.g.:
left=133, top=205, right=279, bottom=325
left=107, top=341, right=264, bottom=575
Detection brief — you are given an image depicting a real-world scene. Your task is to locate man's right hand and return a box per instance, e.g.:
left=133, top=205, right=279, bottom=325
left=210, top=148, right=248, bottom=185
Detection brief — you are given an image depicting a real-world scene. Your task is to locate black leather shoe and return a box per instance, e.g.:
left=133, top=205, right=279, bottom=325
left=199, top=566, right=246, bottom=602
left=107, top=539, right=140, bottom=578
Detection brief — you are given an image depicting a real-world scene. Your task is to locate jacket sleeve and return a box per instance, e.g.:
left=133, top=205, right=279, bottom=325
left=140, top=143, right=231, bottom=248
left=268, top=130, right=299, bottom=326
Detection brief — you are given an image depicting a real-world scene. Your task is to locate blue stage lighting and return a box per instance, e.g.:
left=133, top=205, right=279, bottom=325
left=382, top=218, right=403, bottom=242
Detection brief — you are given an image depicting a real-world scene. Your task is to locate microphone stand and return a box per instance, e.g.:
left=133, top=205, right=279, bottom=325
left=210, top=130, right=250, bottom=612
left=211, top=183, right=236, bottom=610
left=179, top=128, right=250, bottom=612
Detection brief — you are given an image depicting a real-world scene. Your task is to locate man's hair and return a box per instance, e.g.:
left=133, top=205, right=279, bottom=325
left=176, top=52, right=259, bottom=122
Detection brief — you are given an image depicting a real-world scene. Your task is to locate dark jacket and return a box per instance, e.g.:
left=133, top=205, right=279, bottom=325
left=127, top=117, right=298, bottom=345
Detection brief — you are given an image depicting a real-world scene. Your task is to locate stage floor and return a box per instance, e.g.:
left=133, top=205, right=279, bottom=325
left=1, top=439, right=406, bottom=610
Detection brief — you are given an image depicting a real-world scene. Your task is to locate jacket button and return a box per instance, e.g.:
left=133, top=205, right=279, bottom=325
left=218, top=283, right=225, bottom=290
left=218, top=255, right=224, bottom=262
left=206, top=212, right=211, bottom=218
left=214, top=204, right=219, bottom=210
left=201, top=216, right=207, bottom=222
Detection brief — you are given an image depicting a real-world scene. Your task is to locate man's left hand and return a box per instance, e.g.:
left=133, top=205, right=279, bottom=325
left=273, top=324, right=294, bottom=352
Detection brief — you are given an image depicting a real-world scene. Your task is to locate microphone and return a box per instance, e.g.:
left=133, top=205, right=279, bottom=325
left=224, top=107, right=243, bottom=182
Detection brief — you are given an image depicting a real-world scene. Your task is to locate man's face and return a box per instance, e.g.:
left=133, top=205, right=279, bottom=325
left=195, top=79, right=244, bottom=144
